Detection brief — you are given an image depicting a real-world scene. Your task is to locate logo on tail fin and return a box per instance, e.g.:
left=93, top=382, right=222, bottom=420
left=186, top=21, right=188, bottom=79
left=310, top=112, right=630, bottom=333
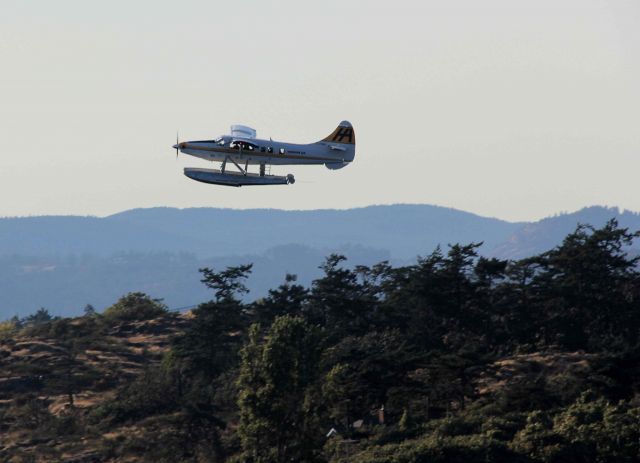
left=332, top=127, right=354, bottom=143
left=322, top=122, right=356, bottom=145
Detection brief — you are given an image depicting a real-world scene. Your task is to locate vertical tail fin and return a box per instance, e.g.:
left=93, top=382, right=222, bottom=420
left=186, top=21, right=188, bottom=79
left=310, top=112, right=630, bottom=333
left=321, top=120, right=355, bottom=145
left=321, top=121, right=356, bottom=166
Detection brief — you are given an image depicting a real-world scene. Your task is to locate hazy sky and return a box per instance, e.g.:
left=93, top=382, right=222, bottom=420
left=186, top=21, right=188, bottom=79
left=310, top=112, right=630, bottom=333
left=1, top=0, right=638, bottom=222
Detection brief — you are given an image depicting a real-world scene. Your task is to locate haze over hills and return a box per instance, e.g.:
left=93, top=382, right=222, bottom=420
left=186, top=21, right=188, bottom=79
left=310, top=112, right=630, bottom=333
left=1, top=204, right=638, bottom=318
left=0, top=205, right=519, bottom=260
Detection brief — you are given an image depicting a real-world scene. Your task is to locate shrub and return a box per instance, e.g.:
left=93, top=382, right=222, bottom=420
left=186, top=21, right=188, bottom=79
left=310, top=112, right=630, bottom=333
left=0, top=320, right=18, bottom=340
left=103, top=292, right=167, bottom=322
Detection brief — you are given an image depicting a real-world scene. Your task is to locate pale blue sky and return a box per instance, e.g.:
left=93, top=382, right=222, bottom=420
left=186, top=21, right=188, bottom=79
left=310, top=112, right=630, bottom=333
left=1, top=0, right=638, bottom=221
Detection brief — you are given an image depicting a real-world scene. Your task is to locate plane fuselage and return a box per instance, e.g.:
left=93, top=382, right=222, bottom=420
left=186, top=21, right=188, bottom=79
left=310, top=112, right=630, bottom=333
left=177, top=137, right=349, bottom=167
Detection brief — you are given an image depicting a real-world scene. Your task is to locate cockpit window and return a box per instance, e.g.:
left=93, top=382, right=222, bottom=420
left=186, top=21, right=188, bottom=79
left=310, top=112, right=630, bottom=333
left=231, top=141, right=257, bottom=151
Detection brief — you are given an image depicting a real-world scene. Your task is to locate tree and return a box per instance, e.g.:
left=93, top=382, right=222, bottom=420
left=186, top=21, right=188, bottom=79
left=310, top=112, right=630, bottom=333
left=47, top=318, right=94, bottom=408
left=172, top=299, right=244, bottom=381
left=23, top=307, right=54, bottom=326
left=83, top=304, right=97, bottom=317
left=531, top=220, right=640, bottom=349
left=321, top=330, right=416, bottom=428
left=253, top=273, right=308, bottom=327
left=386, top=243, right=487, bottom=351
left=237, top=316, right=323, bottom=463
left=307, top=254, right=374, bottom=338
left=173, top=265, right=254, bottom=381
left=200, top=264, right=253, bottom=303
left=491, top=257, right=542, bottom=349
left=511, top=393, right=640, bottom=463
left=552, top=392, right=640, bottom=463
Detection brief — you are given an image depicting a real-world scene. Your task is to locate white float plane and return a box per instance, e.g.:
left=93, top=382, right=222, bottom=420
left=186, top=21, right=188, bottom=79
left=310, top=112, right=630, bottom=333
left=173, top=121, right=355, bottom=186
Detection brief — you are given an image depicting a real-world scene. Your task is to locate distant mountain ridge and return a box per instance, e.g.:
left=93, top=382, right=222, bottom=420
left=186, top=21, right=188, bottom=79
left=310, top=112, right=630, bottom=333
left=1, top=204, right=638, bottom=318
left=0, top=205, right=521, bottom=260
left=492, top=206, right=640, bottom=259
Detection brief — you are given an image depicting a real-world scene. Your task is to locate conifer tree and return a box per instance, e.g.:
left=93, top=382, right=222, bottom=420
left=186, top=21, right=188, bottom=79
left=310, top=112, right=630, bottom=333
left=237, top=316, right=323, bottom=463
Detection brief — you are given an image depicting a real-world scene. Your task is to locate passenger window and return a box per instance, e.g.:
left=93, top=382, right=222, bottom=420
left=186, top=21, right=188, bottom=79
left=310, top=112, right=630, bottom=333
left=267, top=147, right=273, bottom=154
left=260, top=147, right=266, bottom=152
left=279, top=148, right=285, bottom=155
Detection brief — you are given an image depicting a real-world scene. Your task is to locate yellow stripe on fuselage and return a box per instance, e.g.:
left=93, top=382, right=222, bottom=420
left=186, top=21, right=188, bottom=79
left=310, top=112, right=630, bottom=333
left=183, top=144, right=339, bottom=162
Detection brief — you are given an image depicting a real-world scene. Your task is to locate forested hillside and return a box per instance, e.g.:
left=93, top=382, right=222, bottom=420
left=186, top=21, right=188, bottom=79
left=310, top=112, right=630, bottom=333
left=1, top=220, right=640, bottom=462
left=4, top=204, right=640, bottom=318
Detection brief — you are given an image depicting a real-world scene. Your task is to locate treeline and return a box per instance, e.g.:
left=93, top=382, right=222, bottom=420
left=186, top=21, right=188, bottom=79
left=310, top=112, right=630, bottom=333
left=2, top=220, right=640, bottom=462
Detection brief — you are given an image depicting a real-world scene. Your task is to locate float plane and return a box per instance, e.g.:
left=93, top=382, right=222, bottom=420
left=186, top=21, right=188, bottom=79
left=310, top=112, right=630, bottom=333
left=173, top=121, right=355, bottom=186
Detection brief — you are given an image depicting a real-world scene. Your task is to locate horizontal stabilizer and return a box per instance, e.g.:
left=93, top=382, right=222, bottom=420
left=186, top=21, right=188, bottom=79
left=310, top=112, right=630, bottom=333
left=184, top=168, right=294, bottom=187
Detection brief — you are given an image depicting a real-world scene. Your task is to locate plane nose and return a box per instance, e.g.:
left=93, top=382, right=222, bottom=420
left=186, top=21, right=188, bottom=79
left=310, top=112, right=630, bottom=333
left=172, top=144, right=178, bottom=149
